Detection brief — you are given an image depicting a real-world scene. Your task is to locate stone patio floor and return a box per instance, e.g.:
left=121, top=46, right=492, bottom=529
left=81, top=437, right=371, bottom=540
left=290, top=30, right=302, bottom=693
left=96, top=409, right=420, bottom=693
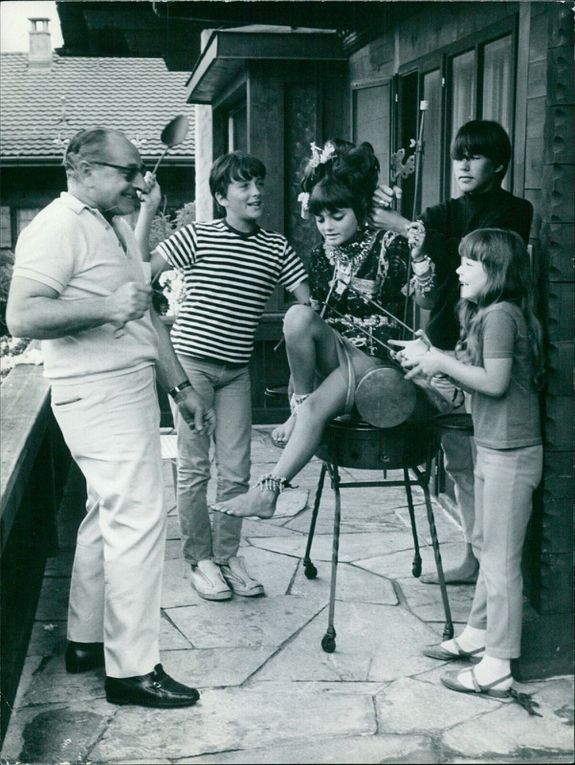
left=1, top=426, right=573, bottom=764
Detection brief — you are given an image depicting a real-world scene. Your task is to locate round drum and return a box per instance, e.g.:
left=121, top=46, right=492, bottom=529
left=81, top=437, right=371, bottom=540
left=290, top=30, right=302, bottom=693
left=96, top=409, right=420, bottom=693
left=316, top=417, right=438, bottom=471
left=355, top=364, right=417, bottom=428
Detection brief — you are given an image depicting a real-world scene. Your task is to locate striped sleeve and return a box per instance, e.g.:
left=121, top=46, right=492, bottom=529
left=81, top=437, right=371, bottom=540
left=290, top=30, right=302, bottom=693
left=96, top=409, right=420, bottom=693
left=278, top=241, right=308, bottom=291
left=155, top=223, right=197, bottom=269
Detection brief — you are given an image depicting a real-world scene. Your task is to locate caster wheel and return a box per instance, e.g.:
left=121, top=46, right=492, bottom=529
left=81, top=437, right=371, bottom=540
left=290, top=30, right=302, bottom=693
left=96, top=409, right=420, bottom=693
left=304, top=561, right=318, bottom=579
left=412, top=558, right=422, bottom=578
left=321, top=635, right=336, bottom=653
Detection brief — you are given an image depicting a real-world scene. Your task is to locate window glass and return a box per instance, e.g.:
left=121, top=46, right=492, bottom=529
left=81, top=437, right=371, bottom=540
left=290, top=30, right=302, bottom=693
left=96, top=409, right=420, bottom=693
left=420, top=68, right=442, bottom=210
left=16, top=208, right=41, bottom=236
left=0, top=207, right=11, bottom=249
left=450, top=49, right=476, bottom=196
left=482, top=34, right=513, bottom=189
left=353, top=83, right=390, bottom=182
left=482, top=35, right=513, bottom=131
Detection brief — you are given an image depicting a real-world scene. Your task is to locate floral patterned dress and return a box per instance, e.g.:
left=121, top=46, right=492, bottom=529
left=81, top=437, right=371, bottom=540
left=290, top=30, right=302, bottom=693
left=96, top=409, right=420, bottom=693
left=309, top=228, right=409, bottom=360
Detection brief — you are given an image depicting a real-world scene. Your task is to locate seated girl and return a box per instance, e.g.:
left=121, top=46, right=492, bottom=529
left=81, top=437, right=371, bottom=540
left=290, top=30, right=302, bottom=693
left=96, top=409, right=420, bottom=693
left=211, top=139, right=428, bottom=520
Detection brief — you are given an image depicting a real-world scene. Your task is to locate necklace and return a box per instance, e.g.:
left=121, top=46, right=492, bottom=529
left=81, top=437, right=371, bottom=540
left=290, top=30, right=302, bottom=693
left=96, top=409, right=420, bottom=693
left=324, top=229, right=377, bottom=273
left=324, top=229, right=377, bottom=294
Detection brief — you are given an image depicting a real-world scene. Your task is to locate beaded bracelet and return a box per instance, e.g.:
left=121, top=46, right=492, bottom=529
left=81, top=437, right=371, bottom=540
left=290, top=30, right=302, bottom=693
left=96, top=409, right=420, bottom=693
left=412, top=256, right=433, bottom=277
left=410, top=272, right=435, bottom=295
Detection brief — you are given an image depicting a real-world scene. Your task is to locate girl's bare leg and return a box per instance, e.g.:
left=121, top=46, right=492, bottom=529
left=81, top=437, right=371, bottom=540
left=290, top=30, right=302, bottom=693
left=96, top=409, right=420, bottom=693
left=213, top=366, right=349, bottom=518
left=213, top=339, right=378, bottom=519
left=272, top=305, right=340, bottom=446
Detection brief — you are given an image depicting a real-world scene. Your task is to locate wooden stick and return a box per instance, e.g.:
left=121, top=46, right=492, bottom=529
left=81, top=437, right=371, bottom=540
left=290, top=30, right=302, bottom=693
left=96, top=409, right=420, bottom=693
left=316, top=300, right=395, bottom=355
left=347, top=285, right=416, bottom=335
left=402, top=99, right=429, bottom=334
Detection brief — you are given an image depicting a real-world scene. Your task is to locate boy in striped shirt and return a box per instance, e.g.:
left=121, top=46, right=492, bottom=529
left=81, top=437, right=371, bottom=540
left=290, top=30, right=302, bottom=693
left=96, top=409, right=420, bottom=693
left=139, top=152, right=309, bottom=600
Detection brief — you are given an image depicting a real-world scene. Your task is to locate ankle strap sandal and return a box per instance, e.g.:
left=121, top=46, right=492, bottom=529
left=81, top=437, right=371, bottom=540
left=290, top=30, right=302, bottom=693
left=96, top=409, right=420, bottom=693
left=254, top=474, right=293, bottom=494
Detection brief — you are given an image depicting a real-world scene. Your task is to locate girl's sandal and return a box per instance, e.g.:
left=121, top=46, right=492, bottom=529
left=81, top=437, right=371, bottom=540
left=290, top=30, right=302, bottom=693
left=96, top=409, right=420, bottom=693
left=424, top=638, right=484, bottom=662
left=441, top=668, right=542, bottom=716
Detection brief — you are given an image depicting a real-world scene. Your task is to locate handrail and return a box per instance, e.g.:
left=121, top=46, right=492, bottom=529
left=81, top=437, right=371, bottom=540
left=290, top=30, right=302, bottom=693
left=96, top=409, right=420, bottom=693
left=0, top=362, right=52, bottom=550
left=1, top=359, right=73, bottom=744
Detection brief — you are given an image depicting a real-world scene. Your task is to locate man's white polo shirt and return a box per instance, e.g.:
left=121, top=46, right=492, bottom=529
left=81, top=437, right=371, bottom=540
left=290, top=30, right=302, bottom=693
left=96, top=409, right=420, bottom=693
left=13, top=192, right=158, bottom=383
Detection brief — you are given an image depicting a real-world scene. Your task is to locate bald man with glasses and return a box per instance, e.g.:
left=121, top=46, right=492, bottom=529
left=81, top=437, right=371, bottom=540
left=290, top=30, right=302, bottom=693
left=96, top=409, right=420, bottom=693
left=7, top=127, right=214, bottom=708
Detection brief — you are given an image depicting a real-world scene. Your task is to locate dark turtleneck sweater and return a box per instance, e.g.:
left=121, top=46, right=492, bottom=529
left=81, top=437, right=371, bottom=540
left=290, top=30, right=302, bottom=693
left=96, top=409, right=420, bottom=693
left=420, top=186, right=533, bottom=350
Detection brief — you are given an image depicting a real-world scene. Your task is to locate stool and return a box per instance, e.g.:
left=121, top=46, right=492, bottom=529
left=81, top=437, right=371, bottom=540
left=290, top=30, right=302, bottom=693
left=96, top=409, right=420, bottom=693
left=264, top=385, right=289, bottom=400
left=304, top=417, right=455, bottom=653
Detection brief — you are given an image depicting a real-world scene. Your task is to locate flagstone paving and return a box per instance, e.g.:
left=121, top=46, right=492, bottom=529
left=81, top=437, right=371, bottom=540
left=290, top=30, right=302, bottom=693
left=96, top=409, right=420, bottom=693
left=1, top=426, right=573, bottom=764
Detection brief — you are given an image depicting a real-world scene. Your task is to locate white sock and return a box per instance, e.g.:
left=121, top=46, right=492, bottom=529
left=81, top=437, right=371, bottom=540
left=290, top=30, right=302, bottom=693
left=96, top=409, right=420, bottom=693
left=459, top=625, right=486, bottom=646
left=472, top=656, right=512, bottom=687
left=443, top=625, right=485, bottom=653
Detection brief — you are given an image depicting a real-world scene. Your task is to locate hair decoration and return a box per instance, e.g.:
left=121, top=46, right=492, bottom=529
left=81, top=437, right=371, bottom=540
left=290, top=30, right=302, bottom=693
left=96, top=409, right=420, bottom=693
left=309, top=141, right=336, bottom=169
left=297, top=191, right=310, bottom=219
left=297, top=141, right=336, bottom=218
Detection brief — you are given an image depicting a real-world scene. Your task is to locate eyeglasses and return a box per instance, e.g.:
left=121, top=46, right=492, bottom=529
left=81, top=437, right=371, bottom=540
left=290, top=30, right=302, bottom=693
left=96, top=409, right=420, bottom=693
left=90, top=161, right=147, bottom=182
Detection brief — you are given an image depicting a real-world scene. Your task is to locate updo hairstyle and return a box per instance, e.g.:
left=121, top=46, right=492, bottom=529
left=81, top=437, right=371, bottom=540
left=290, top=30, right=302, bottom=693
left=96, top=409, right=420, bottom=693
left=302, top=139, right=380, bottom=226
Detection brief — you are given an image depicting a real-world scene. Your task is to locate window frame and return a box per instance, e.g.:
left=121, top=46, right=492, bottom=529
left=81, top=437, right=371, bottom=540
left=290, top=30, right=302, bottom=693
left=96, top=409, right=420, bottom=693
left=396, top=14, right=517, bottom=202
left=350, top=74, right=395, bottom=170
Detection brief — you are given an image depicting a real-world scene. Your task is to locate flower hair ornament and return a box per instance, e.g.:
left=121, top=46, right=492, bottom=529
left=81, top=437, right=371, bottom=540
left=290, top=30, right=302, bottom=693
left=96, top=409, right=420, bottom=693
left=309, top=140, right=336, bottom=168
left=298, top=141, right=337, bottom=218
left=297, top=191, right=311, bottom=219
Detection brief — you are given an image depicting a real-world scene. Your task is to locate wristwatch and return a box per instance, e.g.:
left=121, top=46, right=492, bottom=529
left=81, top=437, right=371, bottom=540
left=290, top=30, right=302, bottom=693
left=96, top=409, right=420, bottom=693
left=168, top=380, right=192, bottom=399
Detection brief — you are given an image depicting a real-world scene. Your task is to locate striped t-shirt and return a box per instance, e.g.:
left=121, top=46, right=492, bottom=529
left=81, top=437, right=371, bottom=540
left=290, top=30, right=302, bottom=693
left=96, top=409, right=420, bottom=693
left=155, top=219, right=308, bottom=364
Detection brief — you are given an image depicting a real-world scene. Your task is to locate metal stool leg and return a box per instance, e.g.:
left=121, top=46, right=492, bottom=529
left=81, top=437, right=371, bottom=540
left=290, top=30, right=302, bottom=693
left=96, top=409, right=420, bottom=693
left=304, top=462, right=327, bottom=580
left=434, top=444, right=446, bottom=496
left=322, top=463, right=341, bottom=653
left=413, top=465, right=454, bottom=640
left=403, top=468, right=422, bottom=577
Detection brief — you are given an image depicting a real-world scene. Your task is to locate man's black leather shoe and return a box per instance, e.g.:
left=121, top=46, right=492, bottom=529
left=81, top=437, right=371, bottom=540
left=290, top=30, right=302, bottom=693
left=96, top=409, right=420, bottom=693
left=105, top=664, right=200, bottom=708
left=65, top=641, right=105, bottom=673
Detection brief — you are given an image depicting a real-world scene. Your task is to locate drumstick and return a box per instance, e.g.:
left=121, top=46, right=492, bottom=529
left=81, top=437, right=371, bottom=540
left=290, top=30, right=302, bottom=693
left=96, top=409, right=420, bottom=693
left=347, top=286, right=416, bottom=335
left=273, top=265, right=338, bottom=352
left=403, top=99, right=429, bottom=334
left=316, top=300, right=395, bottom=355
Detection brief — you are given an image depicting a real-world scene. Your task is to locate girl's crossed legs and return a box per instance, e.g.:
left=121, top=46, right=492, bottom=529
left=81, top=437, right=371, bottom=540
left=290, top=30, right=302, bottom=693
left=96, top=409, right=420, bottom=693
left=272, top=304, right=342, bottom=446
left=212, top=304, right=376, bottom=519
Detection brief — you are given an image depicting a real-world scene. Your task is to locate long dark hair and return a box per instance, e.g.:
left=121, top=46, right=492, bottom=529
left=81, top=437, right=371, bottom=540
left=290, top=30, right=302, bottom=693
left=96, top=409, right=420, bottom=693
left=456, top=228, right=544, bottom=389
left=302, top=139, right=379, bottom=227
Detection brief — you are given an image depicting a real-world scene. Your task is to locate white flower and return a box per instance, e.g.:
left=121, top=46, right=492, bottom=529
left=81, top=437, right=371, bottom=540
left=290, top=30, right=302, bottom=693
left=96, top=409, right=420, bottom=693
left=297, top=191, right=310, bottom=219
left=309, top=141, right=336, bottom=169
left=309, top=142, right=322, bottom=168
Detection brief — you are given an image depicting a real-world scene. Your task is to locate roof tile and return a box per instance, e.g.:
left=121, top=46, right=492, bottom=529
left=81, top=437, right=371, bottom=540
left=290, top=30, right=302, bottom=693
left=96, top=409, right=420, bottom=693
left=0, top=53, right=195, bottom=160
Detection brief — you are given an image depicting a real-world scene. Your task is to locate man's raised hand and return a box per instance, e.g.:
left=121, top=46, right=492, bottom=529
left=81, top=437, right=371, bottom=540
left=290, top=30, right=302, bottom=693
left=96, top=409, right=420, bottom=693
left=106, top=282, right=152, bottom=324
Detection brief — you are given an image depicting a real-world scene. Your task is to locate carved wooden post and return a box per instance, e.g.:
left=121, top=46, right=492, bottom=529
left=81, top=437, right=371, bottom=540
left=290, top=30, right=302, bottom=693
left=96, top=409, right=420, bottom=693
left=520, top=2, right=574, bottom=679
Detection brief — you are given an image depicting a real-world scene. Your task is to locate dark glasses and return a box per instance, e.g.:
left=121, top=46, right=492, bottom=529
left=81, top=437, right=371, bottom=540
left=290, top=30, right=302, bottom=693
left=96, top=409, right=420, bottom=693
left=90, top=161, right=147, bottom=182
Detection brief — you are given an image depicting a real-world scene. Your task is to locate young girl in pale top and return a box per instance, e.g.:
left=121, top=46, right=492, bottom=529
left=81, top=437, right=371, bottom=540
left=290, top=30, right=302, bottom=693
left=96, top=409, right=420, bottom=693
left=394, top=228, right=543, bottom=705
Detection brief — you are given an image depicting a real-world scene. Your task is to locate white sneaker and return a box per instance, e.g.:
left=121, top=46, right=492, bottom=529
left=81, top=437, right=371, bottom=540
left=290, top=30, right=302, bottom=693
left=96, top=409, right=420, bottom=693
left=190, top=559, right=232, bottom=601
left=220, top=556, right=265, bottom=597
